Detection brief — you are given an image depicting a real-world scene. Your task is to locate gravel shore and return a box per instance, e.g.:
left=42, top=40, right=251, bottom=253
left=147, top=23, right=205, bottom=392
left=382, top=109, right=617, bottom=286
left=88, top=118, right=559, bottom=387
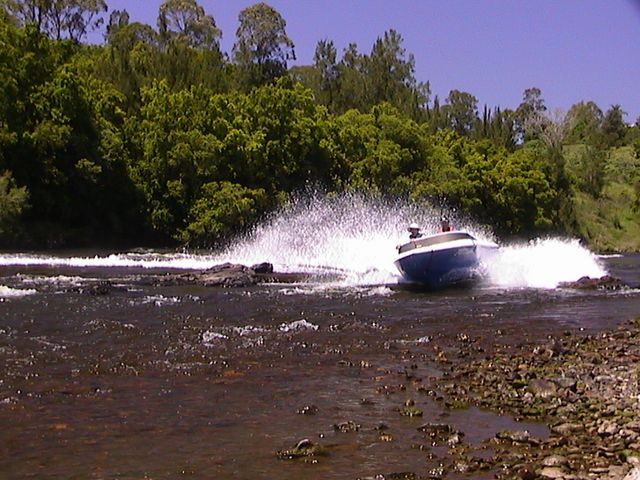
left=434, top=317, right=640, bottom=479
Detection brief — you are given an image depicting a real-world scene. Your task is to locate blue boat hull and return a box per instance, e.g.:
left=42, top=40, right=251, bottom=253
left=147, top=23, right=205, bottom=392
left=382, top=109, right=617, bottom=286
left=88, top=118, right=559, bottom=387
left=394, top=245, right=481, bottom=289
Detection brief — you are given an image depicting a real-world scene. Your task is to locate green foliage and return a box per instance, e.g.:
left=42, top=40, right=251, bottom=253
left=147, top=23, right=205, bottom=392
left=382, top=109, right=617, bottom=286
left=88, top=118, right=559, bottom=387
left=0, top=12, right=638, bottom=250
left=180, top=181, right=267, bottom=245
left=601, top=105, right=627, bottom=148
left=565, top=101, right=603, bottom=145
left=0, top=170, right=29, bottom=241
left=565, top=144, right=606, bottom=197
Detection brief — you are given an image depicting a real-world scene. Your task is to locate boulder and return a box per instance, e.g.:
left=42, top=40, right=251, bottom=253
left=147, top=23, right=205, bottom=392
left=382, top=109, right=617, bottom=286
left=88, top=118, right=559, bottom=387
left=197, top=263, right=257, bottom=287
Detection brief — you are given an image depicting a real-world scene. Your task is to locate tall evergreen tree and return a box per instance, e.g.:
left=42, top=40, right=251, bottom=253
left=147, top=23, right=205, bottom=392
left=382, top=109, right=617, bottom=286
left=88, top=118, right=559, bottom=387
left=232, top=2, right=295, bottom=89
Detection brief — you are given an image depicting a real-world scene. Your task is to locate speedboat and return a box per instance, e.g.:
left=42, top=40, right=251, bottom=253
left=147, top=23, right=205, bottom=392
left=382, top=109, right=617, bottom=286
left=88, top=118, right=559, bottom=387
left=394, top=231, right=498, bottom=289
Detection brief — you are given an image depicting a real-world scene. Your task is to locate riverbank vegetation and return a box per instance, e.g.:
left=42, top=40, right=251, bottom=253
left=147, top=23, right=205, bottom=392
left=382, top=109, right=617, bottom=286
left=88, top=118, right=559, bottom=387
left=1, top=1, right=638, bottom=250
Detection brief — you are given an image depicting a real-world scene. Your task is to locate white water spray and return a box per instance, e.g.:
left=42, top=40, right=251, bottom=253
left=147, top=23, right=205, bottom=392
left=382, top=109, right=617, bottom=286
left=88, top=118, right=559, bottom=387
left=0, top=193, right=606, bottom=288
left=485, top=238, right=607, bottom=289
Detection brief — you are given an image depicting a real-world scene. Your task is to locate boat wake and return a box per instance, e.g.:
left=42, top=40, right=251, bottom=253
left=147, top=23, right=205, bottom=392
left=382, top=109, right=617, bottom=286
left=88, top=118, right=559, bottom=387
left=0, top=193, right=606, bottom=290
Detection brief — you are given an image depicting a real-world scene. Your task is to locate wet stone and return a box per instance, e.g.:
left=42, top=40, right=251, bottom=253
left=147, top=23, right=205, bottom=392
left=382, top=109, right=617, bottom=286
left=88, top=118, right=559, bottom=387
left=400, top=399, right=423, bottom=417
left=417, top=423, right=463, bottom=446
left=276, top=438, right=327, bottom=460
left=333, top=420, right=360, bottom=433
left=543, top=455, right=569, bottom=467
left=552, top=423, right=583, bottom=436
left=527, top=379, right=558, bottom=398
left=495, top=429, right=539, bottom=445
left=538, top=466, right=566, bottom=479
left=552, top=377, right=577, bottom=391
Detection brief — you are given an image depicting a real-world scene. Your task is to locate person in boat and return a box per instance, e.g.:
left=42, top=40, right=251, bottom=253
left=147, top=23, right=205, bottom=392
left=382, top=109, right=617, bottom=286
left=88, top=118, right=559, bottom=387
left=440, top=217, right=452, bottom=232
left=408, top=223, right=423, bottom=239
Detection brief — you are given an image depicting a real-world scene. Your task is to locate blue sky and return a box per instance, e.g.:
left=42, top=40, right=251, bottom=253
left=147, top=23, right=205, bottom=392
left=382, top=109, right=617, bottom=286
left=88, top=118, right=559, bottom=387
left=94, top=0, right=640, bottom=122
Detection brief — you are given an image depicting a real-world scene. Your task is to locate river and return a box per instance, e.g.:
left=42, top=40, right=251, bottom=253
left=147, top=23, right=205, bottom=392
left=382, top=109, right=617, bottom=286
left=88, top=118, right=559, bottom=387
left=1, top=196, right=639, bottom=479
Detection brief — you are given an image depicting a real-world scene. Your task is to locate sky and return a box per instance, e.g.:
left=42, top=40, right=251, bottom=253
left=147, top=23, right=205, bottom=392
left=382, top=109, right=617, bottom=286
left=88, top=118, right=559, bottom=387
left=92, top=0, right=640, bottom=122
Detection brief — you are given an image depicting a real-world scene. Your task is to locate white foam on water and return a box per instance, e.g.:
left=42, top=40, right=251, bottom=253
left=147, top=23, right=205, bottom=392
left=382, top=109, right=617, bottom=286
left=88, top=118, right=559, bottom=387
left=598, top=253, right=623, bottom=259
left=0, top=285, right=37, bottom=298
left=140, top=295, right=181, bottom=307
left=202, top=330, right=229, bottom=347
left=485, top=238, right=607, bottom=289
left=0, top=193, right=607, bottom=290
left=0, top=252, right=220, bottom=270
left=232, top=325, right=268, bottom=336
left=16, top=274, right=90, bottom=287
left=279, top=319, right=319, bottom=333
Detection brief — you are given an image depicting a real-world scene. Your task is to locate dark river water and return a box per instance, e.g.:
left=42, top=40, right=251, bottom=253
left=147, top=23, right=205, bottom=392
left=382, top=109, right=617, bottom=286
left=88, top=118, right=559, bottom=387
left=1, top=247, right=639, bottom=479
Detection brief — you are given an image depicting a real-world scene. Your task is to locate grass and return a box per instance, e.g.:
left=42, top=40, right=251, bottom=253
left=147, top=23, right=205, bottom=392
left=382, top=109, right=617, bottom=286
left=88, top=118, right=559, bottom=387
left=569, top=146, right=640, bottom=253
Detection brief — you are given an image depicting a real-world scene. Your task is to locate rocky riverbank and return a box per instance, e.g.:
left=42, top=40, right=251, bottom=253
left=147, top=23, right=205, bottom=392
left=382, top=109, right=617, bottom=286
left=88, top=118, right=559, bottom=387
left=432, top=318, right=640, bottom=479
left=274, top=318, right=640, bottom=479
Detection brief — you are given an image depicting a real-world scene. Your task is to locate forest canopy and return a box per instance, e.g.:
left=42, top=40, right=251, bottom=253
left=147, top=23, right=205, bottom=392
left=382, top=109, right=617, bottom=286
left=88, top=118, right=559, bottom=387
left=1, top=0, right=638, bottom=250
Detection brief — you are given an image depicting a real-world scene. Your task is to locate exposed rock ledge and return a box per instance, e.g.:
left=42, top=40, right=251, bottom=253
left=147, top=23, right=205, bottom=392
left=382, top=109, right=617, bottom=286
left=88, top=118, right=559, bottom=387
left=153, top=262, right=334, bottom=288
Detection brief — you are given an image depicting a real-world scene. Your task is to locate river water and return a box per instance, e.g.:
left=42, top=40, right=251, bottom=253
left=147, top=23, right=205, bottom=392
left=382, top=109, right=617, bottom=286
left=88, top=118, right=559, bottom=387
left=1, top=196, right=639, bottom=479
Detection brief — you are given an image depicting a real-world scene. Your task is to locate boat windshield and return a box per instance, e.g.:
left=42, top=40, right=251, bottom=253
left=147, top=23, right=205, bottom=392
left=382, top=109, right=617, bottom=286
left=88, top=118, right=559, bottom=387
left=397, top=231, right=474, bottom=254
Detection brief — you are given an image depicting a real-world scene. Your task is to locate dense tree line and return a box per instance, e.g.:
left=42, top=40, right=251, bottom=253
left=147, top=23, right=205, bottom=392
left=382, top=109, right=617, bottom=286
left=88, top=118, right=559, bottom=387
left=0, top=0, right=638, bottom=249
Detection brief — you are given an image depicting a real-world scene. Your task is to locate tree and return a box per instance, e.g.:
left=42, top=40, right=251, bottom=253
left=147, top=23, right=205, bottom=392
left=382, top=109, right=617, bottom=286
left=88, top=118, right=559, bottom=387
left=445, top=90, right=478, bottom=136
left=0, top=170, right=29, bottom=241
left=5, top=0, right=107, bottom=41
left=2, top=0, right=51, bottom=34
left=313, top=39, right=338, bottom=108
left=366, top=29, right=429, bottom=119
left=233, top=2, right=295, bottom=88
left=515, top=87, right=546, bottom=141
left=573, top=145, right=605, bottom=197
left=526, top=108, right=572, bottom=152
left=105, top=8, right=129, bottom=41
left=157, top=0, right=220, bottom=50
left=180, top=181, right=267, bottom=246
left=600, top=104, right=627, bottom=148
left=101, top=14, right=160, bottom=108
left=334, top=42, right=368, bottom=112
left=565, top=101, right=603, bottom=145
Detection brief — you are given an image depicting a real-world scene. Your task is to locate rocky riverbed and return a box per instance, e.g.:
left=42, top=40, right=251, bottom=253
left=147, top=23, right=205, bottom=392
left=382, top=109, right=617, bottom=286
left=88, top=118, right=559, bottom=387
left=429, top=317, right=640, bottom=479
